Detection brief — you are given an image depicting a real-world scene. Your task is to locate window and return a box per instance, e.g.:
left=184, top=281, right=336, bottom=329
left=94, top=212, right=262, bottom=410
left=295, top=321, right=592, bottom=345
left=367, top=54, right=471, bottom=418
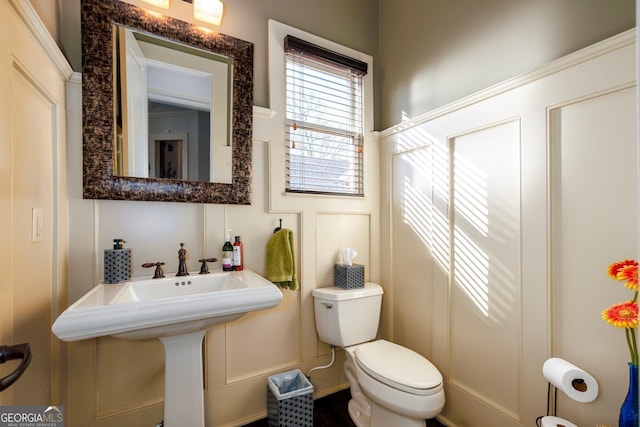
left=284, top=35, right=367, bottom=196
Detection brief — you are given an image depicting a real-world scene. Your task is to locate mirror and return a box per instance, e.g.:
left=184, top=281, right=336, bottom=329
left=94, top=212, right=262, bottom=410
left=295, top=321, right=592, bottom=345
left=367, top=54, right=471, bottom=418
left=114, top=25, right=232, bottom=183
left=82, top=0, right=253, bottom=203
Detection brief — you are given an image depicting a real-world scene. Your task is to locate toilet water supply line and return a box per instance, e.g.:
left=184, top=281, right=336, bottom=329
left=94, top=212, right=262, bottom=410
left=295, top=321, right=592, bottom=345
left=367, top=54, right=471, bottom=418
left=306, top=345, right=336, bottom=379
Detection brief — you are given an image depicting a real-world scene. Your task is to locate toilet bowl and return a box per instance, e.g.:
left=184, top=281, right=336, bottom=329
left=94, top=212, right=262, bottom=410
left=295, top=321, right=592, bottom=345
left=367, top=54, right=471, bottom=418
left=346, top=340, right=444, bottom=427
left=312, top=283, right=445, bottom=427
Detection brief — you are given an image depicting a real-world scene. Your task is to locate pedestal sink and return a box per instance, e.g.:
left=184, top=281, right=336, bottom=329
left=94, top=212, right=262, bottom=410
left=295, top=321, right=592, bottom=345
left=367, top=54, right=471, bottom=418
left=52, top=269, right=283, bottom=427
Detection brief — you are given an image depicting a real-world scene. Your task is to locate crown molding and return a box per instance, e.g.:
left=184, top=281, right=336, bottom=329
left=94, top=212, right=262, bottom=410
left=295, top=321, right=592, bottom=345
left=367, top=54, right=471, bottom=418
left=8, top=0, right=74, bottom=80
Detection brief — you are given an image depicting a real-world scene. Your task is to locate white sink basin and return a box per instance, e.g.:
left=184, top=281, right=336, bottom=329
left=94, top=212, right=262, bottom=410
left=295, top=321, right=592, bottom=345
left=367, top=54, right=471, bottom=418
left=52, top=269, right=283, bottom=427
left=52, top=269, right=282, bottom=341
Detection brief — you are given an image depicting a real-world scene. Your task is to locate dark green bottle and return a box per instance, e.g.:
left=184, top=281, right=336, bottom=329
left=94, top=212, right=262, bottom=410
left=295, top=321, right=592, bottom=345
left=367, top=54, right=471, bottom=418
left=222, top=230, right=234, bottom=271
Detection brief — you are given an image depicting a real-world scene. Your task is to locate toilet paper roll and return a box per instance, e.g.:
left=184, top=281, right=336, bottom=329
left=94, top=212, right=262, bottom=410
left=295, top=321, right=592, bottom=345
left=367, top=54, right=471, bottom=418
left=540, top=416, right=578, bottom=427
left=542, top=357, right=598, bottom=403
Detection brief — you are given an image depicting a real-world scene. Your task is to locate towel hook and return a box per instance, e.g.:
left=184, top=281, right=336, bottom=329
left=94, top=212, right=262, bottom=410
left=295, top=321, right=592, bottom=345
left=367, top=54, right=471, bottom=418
left=274, top=219, right=283, bottom=234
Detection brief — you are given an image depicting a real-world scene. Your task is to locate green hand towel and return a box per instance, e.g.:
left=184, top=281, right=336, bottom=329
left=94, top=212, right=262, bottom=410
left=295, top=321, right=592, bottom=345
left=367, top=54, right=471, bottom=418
left=266, top=228, right=298, bottom=290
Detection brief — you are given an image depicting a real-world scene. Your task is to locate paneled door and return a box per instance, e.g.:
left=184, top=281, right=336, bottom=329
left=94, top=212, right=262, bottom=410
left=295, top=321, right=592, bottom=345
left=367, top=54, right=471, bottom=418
left=0, top=0, right=70, bottom=407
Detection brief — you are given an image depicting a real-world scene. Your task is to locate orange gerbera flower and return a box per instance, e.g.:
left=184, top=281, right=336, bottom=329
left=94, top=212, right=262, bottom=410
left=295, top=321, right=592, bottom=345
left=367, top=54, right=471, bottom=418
left=603, top=260, right=639, bottom=366
left=608, top=259, right=638, bottom=280
left=602, top=300, right=639, bottom=329
left=618, top=264, right=639, bottom=291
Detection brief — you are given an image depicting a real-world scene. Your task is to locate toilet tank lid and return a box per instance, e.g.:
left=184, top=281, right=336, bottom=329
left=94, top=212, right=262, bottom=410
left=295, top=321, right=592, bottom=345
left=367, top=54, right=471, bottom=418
left=311, top=283, right=383, bottom=301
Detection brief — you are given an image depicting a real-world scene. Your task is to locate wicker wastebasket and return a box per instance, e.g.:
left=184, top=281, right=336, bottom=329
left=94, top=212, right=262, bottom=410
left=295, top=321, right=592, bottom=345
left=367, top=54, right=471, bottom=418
left=267, top=369, right=313, bottom=426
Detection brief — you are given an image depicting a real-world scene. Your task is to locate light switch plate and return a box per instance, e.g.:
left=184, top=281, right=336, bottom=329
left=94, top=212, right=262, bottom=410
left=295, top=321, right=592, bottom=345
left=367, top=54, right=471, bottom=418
left=32, top=208, right=43, bottom=242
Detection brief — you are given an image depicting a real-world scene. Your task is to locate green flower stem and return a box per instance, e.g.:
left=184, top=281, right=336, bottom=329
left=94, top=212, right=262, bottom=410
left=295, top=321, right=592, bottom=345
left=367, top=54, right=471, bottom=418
left=631, top=329, right=638, bottom=366
left=632, top=291, right=637, bottom=365
left=626, top=327, right=639, bottom=366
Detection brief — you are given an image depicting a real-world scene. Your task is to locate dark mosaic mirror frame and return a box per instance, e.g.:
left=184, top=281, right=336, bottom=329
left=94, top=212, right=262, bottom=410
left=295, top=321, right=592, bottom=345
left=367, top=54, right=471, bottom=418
left=82, top=0, right=253, bottom=203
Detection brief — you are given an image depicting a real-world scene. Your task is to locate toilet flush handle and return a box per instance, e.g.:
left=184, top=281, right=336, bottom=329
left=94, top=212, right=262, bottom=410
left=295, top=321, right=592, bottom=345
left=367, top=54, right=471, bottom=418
left=321, top=302, right=333, bottom=309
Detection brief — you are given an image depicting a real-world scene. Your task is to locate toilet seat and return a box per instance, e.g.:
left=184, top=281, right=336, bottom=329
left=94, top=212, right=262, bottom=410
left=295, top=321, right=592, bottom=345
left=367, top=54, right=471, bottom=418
left=354, top=340, right=442, bottom=396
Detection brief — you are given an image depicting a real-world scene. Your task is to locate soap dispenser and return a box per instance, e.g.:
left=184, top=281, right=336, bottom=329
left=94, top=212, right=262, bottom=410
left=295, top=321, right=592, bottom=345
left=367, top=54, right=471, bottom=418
left=104, top=239, right=131, bottom=284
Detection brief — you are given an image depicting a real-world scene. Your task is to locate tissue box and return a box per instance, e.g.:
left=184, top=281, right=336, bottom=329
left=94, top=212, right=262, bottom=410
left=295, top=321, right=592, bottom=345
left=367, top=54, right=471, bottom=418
left=334, top=264, right=364, bottom=289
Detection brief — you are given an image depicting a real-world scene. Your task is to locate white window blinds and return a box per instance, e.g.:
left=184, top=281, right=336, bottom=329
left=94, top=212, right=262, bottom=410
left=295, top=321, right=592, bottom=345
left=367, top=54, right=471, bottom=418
left=284, top=35, right=367, bottom=196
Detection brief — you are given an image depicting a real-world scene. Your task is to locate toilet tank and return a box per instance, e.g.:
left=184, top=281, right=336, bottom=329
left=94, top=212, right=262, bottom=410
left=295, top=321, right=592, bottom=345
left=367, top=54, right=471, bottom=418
left=312, top=283, right=383, bottom=347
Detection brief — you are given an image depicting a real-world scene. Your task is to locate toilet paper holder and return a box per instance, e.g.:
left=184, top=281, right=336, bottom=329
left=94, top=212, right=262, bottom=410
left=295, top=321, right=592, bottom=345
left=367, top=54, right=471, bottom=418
left=546, top=379, right=585, bottom=417
left=536, top=357, right=599, bottom=427
left=535, top=381, right=577, bottom=427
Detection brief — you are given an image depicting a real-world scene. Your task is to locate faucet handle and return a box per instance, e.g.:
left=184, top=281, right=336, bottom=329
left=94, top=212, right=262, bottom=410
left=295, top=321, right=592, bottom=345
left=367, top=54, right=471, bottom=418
left=142, top=262, right=165, bottom=279
left=198, top=258, right=218, bottom=274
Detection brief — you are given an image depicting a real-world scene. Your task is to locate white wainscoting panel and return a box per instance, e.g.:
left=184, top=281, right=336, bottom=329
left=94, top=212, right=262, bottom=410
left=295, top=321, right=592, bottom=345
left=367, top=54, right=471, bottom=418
left=549, top=86, right=637, bottom=422
left=449, top=119, right=522, bottom=420
left=381, top=30, right=636, bottom=427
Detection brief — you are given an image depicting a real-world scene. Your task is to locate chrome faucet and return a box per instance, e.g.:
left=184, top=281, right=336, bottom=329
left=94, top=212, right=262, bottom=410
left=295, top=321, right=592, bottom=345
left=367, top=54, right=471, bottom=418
left=177, top=243, right=189, bottom=276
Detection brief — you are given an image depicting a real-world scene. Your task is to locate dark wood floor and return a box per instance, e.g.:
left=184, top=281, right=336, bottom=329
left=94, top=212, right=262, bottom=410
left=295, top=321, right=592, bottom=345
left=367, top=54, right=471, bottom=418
left=242, top=388, right=445, bottom=427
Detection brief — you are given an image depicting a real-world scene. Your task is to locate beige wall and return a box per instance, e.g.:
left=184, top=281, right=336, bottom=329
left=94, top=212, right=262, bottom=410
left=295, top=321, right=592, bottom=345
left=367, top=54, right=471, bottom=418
left=63, top=103, right=379, bottom=427
left=380, top=30, right=637, bottom=426
left=28, top=0, right=61, bottom=43
left=378, top=0, right=636, bottom=128
left=46, top=1, right=635, bottom=130
left=52, top=0, right=378, bottom=114
left=17, top=0, right=638, bottom=425
left=62, top=8, right=378, bottom=427
left=0, top=0, right=72, bottom=408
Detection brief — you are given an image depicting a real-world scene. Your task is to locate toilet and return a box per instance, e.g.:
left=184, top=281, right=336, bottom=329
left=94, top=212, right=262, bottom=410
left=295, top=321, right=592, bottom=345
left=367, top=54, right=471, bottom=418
left=312, top=283, right=445, bottom=427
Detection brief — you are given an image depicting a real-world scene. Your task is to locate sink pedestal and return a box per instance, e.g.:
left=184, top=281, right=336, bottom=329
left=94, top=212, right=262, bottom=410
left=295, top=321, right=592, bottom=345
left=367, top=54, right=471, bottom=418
left=159, top=330, right=206, bottom=427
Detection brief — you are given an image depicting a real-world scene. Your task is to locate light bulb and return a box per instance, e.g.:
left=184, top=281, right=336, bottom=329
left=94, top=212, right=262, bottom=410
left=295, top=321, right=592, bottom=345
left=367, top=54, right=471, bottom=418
left=141, top=0, right=170, bottom=9
left=193, top=0, right=224, bottom=26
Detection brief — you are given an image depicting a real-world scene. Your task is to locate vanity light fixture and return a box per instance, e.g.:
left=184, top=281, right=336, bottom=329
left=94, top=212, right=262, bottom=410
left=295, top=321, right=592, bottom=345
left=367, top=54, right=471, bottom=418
left=141, top=0, right=170, bottom=9
left=193, top=0, right=224, bottom=26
